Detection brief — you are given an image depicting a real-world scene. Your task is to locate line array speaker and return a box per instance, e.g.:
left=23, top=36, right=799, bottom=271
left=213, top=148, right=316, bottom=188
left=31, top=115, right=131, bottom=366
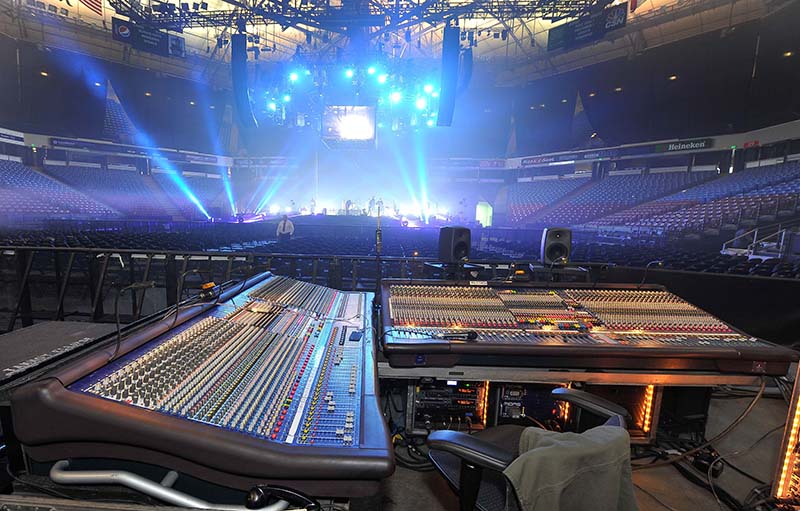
left=437, top=23, right=460, bottom=127
left=231, top=33, right=258, bottom=130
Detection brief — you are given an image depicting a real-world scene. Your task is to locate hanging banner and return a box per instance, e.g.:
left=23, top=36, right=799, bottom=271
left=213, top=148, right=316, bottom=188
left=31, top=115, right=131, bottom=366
left=548, top=3, right=628, bottom=52
left=112, top=17, right=185, bottom=58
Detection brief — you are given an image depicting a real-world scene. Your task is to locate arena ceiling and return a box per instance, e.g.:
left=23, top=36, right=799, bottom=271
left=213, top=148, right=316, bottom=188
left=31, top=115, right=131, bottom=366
left=2, top=0, right=794, bottom=85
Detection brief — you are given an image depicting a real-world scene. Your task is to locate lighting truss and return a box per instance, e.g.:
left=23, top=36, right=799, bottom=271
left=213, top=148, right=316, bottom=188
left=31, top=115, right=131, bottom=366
left=107, top=0, right=604, bottom=34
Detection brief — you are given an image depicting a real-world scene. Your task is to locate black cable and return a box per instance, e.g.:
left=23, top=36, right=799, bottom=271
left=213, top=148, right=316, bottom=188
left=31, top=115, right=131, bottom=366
left=724, top=460, right=767, bottom=486
left=168, top=268, right=202, bottom=330
left=5, top=463, right=76, bottom=501
left=633, top=378, right=766, bottom=470
left=230, top=262, right=271, bottom=306
left=166, top=268, right=223, bottom=330
left=110, top=281, right=156, bottom=362
left=638, top=260, right=664, bottom=289
left=671, top=461, right=743, bottom=511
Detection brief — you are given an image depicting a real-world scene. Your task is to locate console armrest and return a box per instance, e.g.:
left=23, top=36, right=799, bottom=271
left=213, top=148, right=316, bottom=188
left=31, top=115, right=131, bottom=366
left=427, top=430, right=516, bottom=472
left=551, top=388, right=629, bottom=428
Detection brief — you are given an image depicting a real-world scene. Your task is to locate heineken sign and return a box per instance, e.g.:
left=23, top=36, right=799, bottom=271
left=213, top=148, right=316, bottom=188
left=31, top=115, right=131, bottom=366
left=655, top=139, right=713, bottom=153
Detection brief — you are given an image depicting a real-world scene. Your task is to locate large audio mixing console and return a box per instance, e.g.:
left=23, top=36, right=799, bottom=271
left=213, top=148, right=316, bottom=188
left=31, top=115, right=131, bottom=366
left=10, top=274, right=393, bottom=497
left=380, top=280, right=797, bottom=374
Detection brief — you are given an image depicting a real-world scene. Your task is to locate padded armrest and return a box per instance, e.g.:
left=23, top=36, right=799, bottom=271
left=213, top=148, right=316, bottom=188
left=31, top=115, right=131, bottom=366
left=551, top=388, right=629, bottom=428
left=427, top=430, right=516, bottom=472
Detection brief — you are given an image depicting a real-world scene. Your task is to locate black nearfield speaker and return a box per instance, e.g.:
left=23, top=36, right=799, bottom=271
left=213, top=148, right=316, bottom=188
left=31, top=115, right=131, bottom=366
left=541, top=227, right=571, bottom=265
left=439, top=226, right=471, bottom=263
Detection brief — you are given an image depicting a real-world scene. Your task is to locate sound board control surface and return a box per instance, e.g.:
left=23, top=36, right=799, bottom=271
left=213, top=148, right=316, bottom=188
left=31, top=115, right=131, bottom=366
left=381, top=280, right=797, bottom=374
left=11, top=274, right=393, bottom=496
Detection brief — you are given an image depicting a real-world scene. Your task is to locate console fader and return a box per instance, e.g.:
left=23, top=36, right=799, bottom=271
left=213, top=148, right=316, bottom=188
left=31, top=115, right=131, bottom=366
left=11, top=274, right=392, bottom=497
left=381, top=280, right=796, bottom=374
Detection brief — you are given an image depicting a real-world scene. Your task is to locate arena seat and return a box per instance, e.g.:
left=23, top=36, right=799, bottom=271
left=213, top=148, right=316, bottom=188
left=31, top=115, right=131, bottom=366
left=152, top=173, right=227, bottom=219
left=531, top=171, right=711, bottom=227
left=44, top=165, right=176, bottom=219
left=506, top=178, right=588, bottom=223
left=575, top=162, right=800, bottom=234
left=0, top=161, right=118, bottom=219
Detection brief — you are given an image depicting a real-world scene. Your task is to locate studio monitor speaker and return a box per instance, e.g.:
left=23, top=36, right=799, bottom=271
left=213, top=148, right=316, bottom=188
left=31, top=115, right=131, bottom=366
left=540, top=227, right=571, bottom=265
left=438, top=226, right=471, bottom=263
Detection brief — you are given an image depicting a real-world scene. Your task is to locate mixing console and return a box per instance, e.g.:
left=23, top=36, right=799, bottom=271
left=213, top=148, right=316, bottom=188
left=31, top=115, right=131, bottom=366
left=564, top=289, right=733, bottom=333
left=248, top=275, right=355, bottom=319
left=11, top=274, right=393, bottom=496
left=389, top=285, right=516, bottom=328
left=381, top=280, right=796, bottom=374
left=388, top=285, right=743, bottom=338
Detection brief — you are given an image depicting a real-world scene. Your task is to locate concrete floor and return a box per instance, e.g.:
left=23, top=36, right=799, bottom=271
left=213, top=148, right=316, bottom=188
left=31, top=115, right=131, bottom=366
left=381, top=394, right=789, bottom=511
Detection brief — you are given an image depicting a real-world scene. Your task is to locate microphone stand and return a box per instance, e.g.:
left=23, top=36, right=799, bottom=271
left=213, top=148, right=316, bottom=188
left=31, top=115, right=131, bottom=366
left=374, top=207, right=383, bottom=309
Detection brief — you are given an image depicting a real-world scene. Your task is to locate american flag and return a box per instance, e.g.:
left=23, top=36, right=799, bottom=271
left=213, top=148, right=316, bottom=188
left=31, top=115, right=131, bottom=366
left=80, top=0, right=103, bottom=16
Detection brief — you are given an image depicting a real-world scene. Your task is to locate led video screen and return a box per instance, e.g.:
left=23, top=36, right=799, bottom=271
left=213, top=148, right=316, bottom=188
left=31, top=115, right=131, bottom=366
left=322, top=105, right=376, bottom=148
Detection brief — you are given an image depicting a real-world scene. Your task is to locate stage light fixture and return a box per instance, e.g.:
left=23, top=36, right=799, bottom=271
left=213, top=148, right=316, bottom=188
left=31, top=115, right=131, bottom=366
left=200, top=1, right=207, bottom=8
left=289, top=72, right=299, bottom=82
left=389, top=91, right=402, bottom=104
left=189, top=100, right=196, bottom=106
left=40, top=70, right=48, bottom=77
left=144, top=91, right=152, bottom=97
left=423, top=84, right=434, bottom=94
left=268, top=102, right=277, bottom=111
left=426, top=119, right=434, bottom=127
left=431, top=91, right=439, bottom=98
left=668, top=74, right=678, bottom=81
left=377, top=74, right=388, bottom=84
left=282, top=94, right=291, bottom=102
left=94, top=81, right=102, bottom=87
left=614, top=86, right=623, bottom=92
left=588, top=92, right=596, bottom=97
left=561, top=98, right=567, bottom=103
left=345, top=68, right=354, bottom=78
left=269, top=205, right=280, bottom=214
left=415, top=97, right=427, bottom=109
left=784, top=51, right=794, bottom=57
left=367, top=66, right=376, bottom=75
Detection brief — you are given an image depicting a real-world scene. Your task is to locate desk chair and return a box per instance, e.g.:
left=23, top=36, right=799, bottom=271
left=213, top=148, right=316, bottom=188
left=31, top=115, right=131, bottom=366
left=427, top=388, right=632, bottom=511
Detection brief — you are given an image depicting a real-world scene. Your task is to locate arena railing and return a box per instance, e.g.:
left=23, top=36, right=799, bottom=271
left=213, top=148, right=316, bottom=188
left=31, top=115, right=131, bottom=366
left=0, top=246, right=526, bottom=332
